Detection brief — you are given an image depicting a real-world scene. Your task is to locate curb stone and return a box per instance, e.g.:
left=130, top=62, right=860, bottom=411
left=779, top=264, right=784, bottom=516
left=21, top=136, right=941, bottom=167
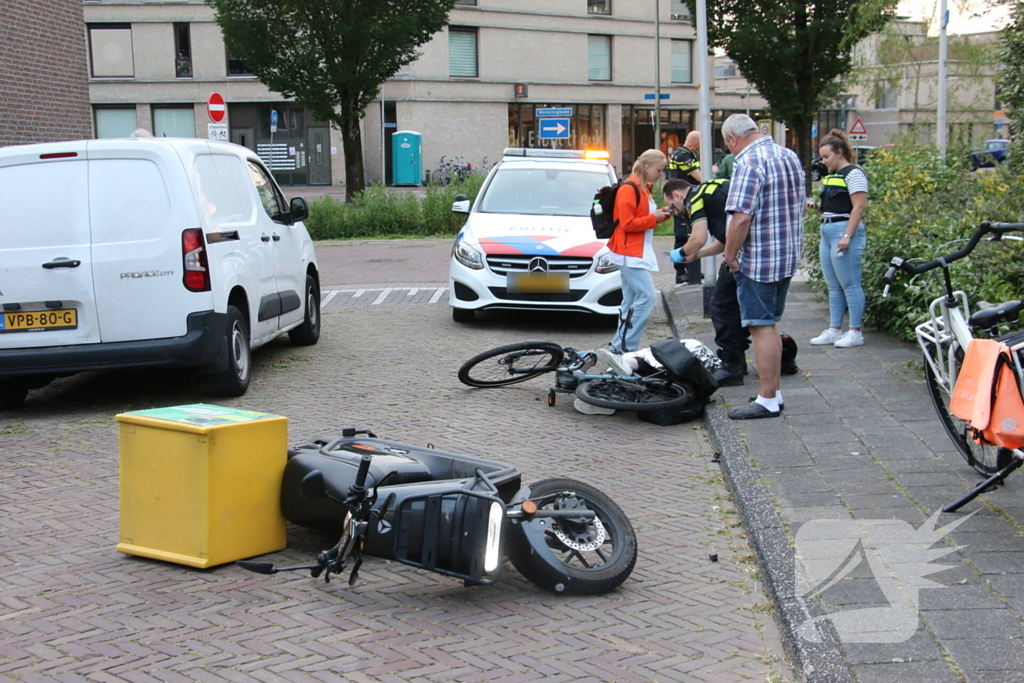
left=662, top=283, right=856, bottom=683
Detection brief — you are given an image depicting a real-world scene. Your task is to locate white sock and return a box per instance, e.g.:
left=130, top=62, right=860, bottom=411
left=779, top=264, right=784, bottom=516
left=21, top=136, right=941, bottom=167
left=755, top=394, right=780, bottom=412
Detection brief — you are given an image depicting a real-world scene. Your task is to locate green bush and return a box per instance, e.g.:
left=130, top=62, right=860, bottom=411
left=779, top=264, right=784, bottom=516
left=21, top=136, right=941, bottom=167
left=306, top=173, right=485, bottom=240
left=804, top=142, right=1024, bottom=342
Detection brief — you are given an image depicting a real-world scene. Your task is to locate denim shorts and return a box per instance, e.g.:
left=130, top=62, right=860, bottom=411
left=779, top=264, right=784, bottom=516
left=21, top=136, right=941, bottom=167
left=734, top=271, right=792, bottom=327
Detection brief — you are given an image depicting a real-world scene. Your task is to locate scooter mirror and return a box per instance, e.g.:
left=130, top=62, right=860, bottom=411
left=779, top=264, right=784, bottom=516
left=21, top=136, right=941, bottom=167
left=300, top=470, right=328, bottom=500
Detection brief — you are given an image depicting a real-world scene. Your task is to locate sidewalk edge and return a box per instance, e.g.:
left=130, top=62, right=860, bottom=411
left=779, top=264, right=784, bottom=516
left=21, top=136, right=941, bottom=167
left=661, top=285, right=855, bottom=683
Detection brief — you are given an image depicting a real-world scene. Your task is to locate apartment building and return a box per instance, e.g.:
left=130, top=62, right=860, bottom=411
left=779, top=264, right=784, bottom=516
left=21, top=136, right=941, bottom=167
left=1, top=0, right=92, bottom=146
left=80, top=0, right=767, bottom=185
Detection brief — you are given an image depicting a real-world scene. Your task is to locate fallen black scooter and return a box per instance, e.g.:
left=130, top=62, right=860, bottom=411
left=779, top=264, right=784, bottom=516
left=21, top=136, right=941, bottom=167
left=238, top=429, right=637, bottom=595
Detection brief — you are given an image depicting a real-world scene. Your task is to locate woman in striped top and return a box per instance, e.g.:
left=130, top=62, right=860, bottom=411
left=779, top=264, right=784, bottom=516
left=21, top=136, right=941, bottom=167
left=810, top=129, right=869, bottom=349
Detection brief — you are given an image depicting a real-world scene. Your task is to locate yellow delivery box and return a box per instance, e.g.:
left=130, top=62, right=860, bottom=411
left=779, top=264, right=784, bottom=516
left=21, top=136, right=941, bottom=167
left=116, top=404, right=288, bottom=568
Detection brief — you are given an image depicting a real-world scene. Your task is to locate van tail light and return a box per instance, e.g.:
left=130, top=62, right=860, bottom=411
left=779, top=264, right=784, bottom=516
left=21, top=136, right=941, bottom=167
left=182, top=228, right=211, bottom=292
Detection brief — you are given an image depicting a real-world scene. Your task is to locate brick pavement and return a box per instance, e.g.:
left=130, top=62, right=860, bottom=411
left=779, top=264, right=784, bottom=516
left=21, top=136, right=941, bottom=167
left=665, top=280, right=1024, bottom=683
left=0, top=238, right=793, bottom=682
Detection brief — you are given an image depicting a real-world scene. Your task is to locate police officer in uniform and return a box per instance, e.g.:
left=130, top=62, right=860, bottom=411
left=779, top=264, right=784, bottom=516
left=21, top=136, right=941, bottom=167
left=668, top=131, right=703, bottom=285
left=663, top=178, right=798, bottom=386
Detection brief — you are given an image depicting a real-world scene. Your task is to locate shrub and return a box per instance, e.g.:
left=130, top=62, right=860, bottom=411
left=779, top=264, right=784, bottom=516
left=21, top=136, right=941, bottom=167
left=306, top=173, right=485, bottom=240
left=804, top=142, right=1024, bottom=342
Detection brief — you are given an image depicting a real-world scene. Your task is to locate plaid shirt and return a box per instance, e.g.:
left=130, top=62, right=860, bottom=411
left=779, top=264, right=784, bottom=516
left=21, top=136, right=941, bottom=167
left=725, top=136, right=805, bottom=283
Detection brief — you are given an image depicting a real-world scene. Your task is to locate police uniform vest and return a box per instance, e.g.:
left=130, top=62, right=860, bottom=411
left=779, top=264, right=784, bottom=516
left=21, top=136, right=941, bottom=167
left=687, top=179, right=729, bottom=243
left=669, top=147, right=700, bottom=183
left=820, top=164, right=860, bottom=215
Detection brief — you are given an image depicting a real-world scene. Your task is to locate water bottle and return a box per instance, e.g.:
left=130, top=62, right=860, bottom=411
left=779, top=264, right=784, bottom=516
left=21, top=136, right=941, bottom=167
left=592, top=199, right=603, bottom=216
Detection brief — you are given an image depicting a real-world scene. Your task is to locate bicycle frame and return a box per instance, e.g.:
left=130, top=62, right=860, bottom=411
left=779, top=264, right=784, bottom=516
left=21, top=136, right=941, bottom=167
left=916, top=290, right=973, bottom=396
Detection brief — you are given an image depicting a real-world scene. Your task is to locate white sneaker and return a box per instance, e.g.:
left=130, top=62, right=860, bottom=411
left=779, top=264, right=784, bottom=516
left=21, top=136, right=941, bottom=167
left=597, top=348, right=634, bottom=377
left=574, top=399, right=616, bottom=415
left=811, top=328, right=844, bottom=345
left=834, top=330, right=865, bottom=348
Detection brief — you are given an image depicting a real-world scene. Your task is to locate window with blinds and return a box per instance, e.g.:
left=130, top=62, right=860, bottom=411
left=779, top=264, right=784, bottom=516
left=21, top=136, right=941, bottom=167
left=449, top=28, right=478, bottom=78
left=671, top=40, right=692, bottom=83
left=670, top=0, right=692, bottom=21
left=588, top=35, right=611, bottom=81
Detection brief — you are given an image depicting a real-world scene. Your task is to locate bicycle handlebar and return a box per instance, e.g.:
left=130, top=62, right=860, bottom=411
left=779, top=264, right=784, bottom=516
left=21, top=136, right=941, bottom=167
left=883, top=221, right=1024, bottom=287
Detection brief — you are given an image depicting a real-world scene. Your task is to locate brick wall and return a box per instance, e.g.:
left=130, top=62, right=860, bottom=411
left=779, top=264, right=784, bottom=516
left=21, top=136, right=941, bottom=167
left=0, top=0, right=92, bottom=147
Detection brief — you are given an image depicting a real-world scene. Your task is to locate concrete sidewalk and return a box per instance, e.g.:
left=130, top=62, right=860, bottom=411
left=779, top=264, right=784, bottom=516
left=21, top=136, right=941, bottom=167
left=664, top=281, right=1024, bottom=683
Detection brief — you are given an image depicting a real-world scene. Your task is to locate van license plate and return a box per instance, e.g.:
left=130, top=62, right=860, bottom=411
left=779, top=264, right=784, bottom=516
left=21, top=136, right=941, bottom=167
left=507, top=272, right=570, bottom=294
left=1, top=309, right=78, bottom=333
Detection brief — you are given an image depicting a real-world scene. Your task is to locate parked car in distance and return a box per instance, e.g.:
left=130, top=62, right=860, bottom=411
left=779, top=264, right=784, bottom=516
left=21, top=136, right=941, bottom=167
left=448, top=148, right=622, bottom=323
left=0, top=137, right=321, bottom=409
left=969, top=139, right=1011, bottom=169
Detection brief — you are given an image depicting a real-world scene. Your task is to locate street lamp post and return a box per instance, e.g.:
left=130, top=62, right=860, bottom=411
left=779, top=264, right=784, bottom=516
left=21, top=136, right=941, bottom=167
left=381, top=71, right=409, bottom=185
left=655, top=0, right=661, bottom=149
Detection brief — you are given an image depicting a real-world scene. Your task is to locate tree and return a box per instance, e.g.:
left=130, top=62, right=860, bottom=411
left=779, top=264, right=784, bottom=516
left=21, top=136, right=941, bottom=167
left=690, top=0, right=897, bottom=182
left=999, top=0, right=1024, bottom=162
left=209, top=0, right=456, bottom=199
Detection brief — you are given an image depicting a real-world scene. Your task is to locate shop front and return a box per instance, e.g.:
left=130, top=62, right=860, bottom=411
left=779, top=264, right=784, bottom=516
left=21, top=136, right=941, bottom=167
left=507, top=104, right=606, bottom=152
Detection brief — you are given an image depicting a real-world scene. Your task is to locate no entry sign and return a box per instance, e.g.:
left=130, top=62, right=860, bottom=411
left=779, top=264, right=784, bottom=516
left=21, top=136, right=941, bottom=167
left=207, top=92, right=226, bottom=123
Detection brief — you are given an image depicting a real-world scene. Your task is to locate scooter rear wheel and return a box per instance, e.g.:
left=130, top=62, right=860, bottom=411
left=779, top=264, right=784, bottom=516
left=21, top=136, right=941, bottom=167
left=508, top=478, right=637, bottom=595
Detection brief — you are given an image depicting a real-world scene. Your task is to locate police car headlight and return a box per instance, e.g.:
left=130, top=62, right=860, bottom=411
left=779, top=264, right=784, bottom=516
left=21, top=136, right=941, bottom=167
left=453, top=241, right=484, bottom=270
left=595, top=254, right=620, bottom=274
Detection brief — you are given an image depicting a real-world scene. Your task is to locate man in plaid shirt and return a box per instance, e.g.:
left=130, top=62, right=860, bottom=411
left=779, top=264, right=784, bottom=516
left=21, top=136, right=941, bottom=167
left=722, top=114, right=805, bottom=420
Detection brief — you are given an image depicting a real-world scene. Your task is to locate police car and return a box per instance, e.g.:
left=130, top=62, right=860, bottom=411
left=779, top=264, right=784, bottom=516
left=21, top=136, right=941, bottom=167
left=448, top=148, right=622, bottom=323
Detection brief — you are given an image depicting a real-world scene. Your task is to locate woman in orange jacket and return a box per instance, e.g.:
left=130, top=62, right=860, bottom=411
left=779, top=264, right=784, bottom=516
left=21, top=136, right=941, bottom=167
left=606, top=149, right=673, bottom=354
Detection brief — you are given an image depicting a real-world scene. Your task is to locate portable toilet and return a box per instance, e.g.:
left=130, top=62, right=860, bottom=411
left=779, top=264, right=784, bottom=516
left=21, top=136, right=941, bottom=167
left=392, top=131, right=422, bottom=186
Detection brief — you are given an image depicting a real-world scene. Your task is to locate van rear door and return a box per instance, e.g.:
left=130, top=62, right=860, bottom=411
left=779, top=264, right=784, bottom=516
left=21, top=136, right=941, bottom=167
left=88, top=141, right=208, bottom=343
left=0, top=144, right=101, bottom=349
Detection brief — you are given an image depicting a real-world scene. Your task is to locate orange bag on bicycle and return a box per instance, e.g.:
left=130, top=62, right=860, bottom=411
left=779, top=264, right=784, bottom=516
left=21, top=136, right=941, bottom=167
left=951, top=338, right=1024, bottom=448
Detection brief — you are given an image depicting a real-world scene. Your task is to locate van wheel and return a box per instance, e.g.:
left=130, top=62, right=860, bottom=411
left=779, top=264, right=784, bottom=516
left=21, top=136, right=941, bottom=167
left=452, top=307, right=475, bottom=323
left=289, top=275, right=321, bottom=346
left=0, top=383, right=28, bottom=410
left=209, top=306, right=251, bottom=396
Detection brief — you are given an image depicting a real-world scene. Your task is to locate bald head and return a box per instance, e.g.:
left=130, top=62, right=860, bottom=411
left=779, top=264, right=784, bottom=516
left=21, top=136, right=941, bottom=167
left=685, top=131, right=701, bottom=150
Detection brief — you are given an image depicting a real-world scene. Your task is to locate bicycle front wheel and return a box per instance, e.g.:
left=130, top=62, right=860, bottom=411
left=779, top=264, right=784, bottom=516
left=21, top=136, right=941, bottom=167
left=458, top=342, right=565, bottom=388
left=923, top=344, right=1009, bottom=476
left=576, top=377, right=693, bottom=411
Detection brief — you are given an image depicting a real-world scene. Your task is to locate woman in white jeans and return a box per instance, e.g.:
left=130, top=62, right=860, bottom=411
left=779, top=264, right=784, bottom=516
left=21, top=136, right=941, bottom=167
left=605, top=149, right=673, bottom=353
left=810, top=129, right=869, bottom=349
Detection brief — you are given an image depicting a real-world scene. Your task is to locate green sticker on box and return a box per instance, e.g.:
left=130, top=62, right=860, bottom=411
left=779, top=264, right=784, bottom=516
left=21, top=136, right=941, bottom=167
left=129, top=404, right=279, bottom=426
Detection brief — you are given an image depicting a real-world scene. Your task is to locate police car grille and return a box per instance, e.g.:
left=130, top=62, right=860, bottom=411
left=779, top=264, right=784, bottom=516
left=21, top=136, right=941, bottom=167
left=486, top=256, right=593, bottom=279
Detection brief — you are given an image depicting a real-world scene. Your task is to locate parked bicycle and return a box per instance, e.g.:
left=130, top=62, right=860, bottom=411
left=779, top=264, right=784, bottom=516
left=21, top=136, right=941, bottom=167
left=457, top=340, right=700, bottom=412
left=431, top=156, right=474, bottom=186
left=882, top=220, right=1024, bottom=511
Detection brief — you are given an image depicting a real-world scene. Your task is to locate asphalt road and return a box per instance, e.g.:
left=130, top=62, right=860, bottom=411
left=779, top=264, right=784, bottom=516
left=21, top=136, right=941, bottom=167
left=0, top=238, right=794, bottom=682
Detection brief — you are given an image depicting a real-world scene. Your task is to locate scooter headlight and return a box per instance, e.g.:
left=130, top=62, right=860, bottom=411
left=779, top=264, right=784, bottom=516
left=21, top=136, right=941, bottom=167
left=453, top=240, right=485, bottom=270
left=484, top=501, right=503, bottom=573
left=595, top=253, right=620, bottom=274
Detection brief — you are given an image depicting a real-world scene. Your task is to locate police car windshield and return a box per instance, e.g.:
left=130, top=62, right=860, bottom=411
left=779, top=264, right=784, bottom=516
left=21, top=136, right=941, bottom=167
left=478, top=167, right=610, bottom=217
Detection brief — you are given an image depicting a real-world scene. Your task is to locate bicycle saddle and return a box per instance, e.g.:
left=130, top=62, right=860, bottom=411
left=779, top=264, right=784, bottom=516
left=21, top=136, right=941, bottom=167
left=970, top=300, right=1024, bottom=329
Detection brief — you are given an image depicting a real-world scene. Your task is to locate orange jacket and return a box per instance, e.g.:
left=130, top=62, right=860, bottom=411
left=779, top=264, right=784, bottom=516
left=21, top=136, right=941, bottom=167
left=606, top=175, right=665, bottom=258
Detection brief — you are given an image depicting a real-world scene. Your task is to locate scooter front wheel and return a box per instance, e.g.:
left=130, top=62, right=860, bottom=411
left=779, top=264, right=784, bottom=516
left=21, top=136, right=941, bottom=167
left=508, top=478, right=637, bottom=595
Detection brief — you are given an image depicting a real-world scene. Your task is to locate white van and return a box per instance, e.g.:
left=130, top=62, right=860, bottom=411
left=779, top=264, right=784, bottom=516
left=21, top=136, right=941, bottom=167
left=0, top=138, right=320, bottom=409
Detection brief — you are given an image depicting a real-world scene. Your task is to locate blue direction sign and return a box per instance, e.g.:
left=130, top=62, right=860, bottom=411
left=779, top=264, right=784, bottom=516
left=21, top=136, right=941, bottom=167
left=644, top=94, right=671, bottom=100
left=270, top=109, right=279, bottom=133
left=536, top=107, right=573, bottom=117
left=538, top=118, right=571, bottom=140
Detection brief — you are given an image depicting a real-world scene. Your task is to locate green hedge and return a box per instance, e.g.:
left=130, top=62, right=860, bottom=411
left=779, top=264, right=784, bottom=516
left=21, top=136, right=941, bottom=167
left=306, top=173, right=485, bottom=240
left=803, top=143, right=1024, bottom=342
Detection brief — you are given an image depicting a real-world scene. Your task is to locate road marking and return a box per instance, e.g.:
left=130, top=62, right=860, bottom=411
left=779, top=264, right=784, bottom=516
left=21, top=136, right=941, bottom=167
left=320, top=287, right=448, bottom=309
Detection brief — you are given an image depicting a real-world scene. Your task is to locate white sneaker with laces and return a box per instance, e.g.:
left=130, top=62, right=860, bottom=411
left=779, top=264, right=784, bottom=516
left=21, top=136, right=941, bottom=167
left=834, top=330, right=865, bottom=348
left=811, top=328, right=844, bottom=345
left=596, top=348, right=634, bottom=377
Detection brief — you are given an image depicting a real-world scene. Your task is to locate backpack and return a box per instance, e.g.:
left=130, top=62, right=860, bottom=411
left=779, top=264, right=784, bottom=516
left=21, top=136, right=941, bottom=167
left=635, top=338, right=719, bottom=426
left=590, top=180, right=641, bottom=240
left=950, top=338, right=1024, bottom=448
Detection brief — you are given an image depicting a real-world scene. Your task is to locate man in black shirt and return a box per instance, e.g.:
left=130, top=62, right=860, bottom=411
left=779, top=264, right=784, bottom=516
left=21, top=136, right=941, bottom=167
left=668, top=131, right=704, bottom=284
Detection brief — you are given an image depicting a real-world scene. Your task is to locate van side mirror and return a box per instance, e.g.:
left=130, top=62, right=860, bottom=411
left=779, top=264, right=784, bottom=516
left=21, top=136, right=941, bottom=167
left=452, top=194, right=470, bottom=215
left=289, top=197, right=309, bottom=224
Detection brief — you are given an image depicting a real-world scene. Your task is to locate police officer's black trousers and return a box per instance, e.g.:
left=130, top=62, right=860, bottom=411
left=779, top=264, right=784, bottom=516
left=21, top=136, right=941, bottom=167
left=709, top=263, right=750, bottom=368
left=673, top=222, right=702, bottom=285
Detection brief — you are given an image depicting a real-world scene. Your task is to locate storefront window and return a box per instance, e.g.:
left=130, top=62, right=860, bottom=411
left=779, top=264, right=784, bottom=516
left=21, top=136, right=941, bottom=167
left=507, top=104, right=606, bottom=151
